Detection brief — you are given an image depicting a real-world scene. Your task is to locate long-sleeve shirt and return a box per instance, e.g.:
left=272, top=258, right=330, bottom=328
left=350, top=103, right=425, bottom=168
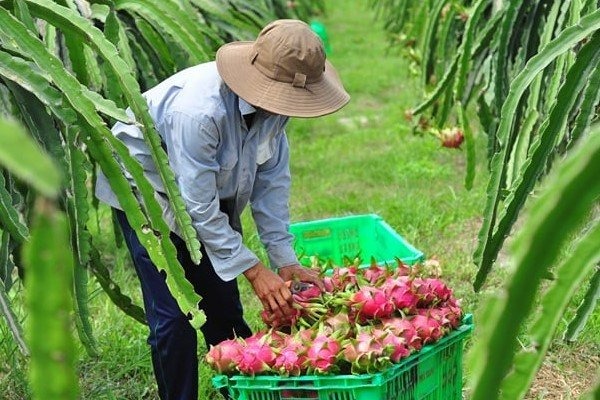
left=94, top=62, right=299, bottom=281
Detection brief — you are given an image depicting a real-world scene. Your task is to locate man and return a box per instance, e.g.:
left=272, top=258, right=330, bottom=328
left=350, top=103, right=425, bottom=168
left=95, top=19, right=350, bottom=399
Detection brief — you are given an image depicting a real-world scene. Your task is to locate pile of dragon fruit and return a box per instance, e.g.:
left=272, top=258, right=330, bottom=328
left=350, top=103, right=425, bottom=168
left=206, top=259, right=463, bottom=376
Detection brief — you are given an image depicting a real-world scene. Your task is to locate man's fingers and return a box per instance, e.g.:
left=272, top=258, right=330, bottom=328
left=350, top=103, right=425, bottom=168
left=272, top=290, right=293, bottom=316
left=302, top=274, right=325, bottom=291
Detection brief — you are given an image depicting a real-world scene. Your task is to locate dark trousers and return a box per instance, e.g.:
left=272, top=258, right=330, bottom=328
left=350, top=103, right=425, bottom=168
left=115, top=209, right=252, bottom=400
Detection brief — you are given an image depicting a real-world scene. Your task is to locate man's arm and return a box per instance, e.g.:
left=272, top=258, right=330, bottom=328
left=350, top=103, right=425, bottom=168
left=250, top=132, right=323, bottom=289
left=164, top=111, right=296, bottom=317
left=163, top=110, right=259, bottom=281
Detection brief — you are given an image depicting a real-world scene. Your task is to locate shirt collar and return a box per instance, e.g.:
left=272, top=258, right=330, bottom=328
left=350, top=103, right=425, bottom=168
left=238, top=98, right=256, bottom=116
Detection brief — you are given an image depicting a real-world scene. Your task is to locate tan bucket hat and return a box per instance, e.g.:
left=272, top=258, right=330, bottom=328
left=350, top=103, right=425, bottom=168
left=216, top=19, right=350, bottom=118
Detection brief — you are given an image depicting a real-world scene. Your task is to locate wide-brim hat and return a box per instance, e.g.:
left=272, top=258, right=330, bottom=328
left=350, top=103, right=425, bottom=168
left=216, top=19, right=350, bottom=118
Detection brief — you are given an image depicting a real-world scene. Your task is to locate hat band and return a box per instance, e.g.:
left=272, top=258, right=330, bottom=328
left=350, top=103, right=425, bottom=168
left=292, top=73, right=306, bottom=88
left=249, top=49, right=322, bottom=86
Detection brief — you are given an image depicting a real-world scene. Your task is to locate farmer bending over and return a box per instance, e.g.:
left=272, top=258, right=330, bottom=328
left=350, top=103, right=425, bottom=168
left=95, top=19, right=350, bottom=399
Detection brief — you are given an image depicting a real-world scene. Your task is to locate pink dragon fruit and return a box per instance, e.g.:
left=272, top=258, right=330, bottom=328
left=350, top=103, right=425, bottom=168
left=330, top=266, right=358, bottom=291
left=410, top=315, right=444, bottom=345
left=237, top=335, right=276, bottom=375
left=273, top=335, right=307, bottom=376
left=322, top=276, right=336, bottom=293
left=419, top=302, right=462, bottom=329
left=348, top=286, right=395, bottom=321
left=412, top=278, right=453, bottom=306
left=381, top=317, right=422, bottom=351
left=381, top=277, right=419, bottom=314
left=321, top=313, right=354, bottom=339
left=392, top=258, right=412, bottom=277
left=362, top=261, right=390, bottom=285
left=261, top=308, right=302, bottom=329
left=341, top=327, right=391, bottom=374
left=205, top=338, right=243, bottom=374
left=305, top=333, right=341, bottom=374
left=292, top=284, right=322, bottom=303
left=380, top=330, right=410, bottom=362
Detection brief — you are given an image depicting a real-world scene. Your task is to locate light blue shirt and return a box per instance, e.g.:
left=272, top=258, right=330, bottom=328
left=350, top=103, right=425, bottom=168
left=95, top=62, right=299, bottom=281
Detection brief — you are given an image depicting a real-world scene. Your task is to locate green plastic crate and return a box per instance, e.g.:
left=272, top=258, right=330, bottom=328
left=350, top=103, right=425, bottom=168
left=289, top=214, right=424, bottom=268
left=212, top=315, right=473, bottom=400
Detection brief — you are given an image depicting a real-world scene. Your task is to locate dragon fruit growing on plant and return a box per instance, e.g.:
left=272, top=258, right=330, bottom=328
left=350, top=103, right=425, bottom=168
left=206, top=258, right=465, bottom=377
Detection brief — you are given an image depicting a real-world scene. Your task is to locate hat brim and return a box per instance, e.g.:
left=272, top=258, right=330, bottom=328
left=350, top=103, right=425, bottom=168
left=216, top=42, right=350, bottom=118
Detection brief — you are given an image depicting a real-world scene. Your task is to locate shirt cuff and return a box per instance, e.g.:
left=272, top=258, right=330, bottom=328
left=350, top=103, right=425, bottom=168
left=267, top=244, right=300, bottom=270
left=205, top=245, right=260, bottom=282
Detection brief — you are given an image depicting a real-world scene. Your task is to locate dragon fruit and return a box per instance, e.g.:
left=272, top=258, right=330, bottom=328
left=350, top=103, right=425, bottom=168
left=330, top=266, right=358, bottom=291
left=341, top=327, right=394, bottom=373
left=410, top=315, right=444, bottom=345
left=381, top=277, right=419, bottom=313
left=412, top=277, right=453, bottom=306
left=322, top=313, right=354, bottom=339
left=381, top=317, right=422, bottom=351
left=207, top=257, right=464, bottom=378
left=380, top=330, right=410, bottom=362
left=438, top=127, right=464, bottom=148
left=237, top=335, right=276, bottom=375
left=322, top=276, right=336, bottom=292
left=205, top=339, right=243, bottom=374
left=306, top=333, right=341, bottom=374
left=362, top=261, right=390, bottom=285
left=348, top=286, right=395, bottom=320
left=419, top=302, right=462, bottom=329
left=273, top=334, right=307, bottom=376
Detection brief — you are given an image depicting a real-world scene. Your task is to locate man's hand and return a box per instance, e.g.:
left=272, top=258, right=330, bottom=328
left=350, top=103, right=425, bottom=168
left=244, top=262, right=293, bottom=320
left=278, top=264, right=324, bottom=291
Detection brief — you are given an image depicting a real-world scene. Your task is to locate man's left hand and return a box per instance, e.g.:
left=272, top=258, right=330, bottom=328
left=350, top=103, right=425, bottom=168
left=278, top=264, right=324, bottom=291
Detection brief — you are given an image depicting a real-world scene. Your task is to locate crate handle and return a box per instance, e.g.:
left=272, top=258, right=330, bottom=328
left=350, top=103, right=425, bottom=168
left=279, top=388, right=319, bottom=399
left=300, top=228, right=332, bottom=240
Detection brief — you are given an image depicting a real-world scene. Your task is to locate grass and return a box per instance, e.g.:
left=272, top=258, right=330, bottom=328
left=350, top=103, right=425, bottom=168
left=1, top=0, right=598, bottom=399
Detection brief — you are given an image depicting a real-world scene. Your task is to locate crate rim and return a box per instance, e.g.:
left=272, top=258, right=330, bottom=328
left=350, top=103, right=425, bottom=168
left=289, top=213, right=426, bottom=266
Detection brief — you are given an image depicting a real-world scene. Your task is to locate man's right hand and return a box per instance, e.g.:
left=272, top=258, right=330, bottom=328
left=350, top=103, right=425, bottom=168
left=244, top=262, right=293, bottom=321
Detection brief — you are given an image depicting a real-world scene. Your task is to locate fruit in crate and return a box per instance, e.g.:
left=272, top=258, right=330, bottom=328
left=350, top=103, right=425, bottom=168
left=206, top=258, right=463, bottom=376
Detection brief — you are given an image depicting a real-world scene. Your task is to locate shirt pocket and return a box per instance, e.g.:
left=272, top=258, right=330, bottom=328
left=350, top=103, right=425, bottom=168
left=256, top=137, right=275, bottom=165
left=216, top=149, right=238, bottom=190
